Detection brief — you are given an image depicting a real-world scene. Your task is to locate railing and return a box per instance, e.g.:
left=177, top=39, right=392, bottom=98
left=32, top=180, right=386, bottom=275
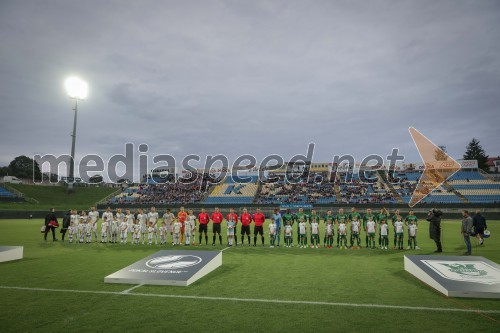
left=0, top=183, right=40, bottom=204
left=94, top=188, right=123, bottom=207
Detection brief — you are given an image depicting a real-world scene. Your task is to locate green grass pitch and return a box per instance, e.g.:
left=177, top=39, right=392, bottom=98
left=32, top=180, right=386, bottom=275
left=0, top=218, right=499, bottom=332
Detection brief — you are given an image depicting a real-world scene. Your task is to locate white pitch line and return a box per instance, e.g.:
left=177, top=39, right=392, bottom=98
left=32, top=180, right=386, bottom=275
left=121, top=283, right=144, bottom=294
left=221, top=246, right=231, bottom=252
left=0, top=285, right=499, bottom=314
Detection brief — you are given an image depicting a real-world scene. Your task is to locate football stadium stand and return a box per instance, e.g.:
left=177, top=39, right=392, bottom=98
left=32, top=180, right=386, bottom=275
left=104, top=164, right=500, bottom=206
left=203, top=176, right=259, bottom=204
left=108, top=182, right=208, bottom=204
left=0, top=187, right=16, bottom=198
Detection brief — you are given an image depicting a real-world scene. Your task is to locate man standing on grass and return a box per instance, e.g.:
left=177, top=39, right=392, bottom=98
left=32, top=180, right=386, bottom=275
left=163, top=209, right=175, bottom=242
left=472, top=210, right=487, bottom=245
left=198, top=208, right=210, bottom=245
left=226, top=208, right=239, bottom=246
left=211, top=207, right=223, bottom=246
left=177, top=207, right=187, bottom=244
left=102, top=207, right=113, bottom=240
left=363, top=208, right=376, bottom=248
left=461, top=210, right=473, bottom=256
left=253, top=208, right=266, bottom=246
left=240, top=208, right=252, bottom=246
left=44, top=208, right=58, bottom=241
left=148, top=207, right=159, bottom=228
left=88, top=207, right=99, bottom=242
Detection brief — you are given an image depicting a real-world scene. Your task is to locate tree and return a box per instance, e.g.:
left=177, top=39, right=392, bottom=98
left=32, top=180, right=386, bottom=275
left=42, top=172, right=59, bottom=183
left=0, top=166, right=9, bottom=177
left=8, top=156, right=42, bottom=180
left=463, top=138, right=489, bottom=171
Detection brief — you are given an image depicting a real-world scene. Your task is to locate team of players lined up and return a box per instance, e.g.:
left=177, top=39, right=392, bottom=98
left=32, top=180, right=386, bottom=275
left=62, top=206, right=420, bottom=250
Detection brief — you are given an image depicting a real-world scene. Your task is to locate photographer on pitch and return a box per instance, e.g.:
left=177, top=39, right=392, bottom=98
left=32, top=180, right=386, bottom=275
left=426, top=209, right=443, bottom=253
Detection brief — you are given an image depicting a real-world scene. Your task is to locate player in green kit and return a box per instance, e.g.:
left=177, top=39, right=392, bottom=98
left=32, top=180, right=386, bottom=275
left=363, top=208, right=377, bottom=248
left=309, top=209, right=321, bottom=245
left=323, top=210, right=335, bottom=247
left=391, top=209, right=400, bottom=249
left=336, top=208, right=347, bottom=248
left=294, top=207, right=309, bottom=245
left=348, top=207, right=361, bottom=223
left=377, top=208, right=390, bottom=247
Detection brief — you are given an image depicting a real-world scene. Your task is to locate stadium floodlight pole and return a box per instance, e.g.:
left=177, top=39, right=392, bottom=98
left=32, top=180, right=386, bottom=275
left=64, top=77, right=88, bottom=192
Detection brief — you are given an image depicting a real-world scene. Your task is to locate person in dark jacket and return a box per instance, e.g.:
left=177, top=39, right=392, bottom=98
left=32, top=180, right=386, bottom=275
left=472, top=210, right=487, bottom=245
left=60, top=210, right=71, bottom=241
left=426, top=209, right=442, bottom=253
left=461, top=210, right=473, bottom=255
left=44, top=208, right=59, bottom=241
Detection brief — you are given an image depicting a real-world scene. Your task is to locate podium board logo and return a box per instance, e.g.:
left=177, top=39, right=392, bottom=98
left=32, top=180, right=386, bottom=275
left=422, top=260, right=499, bottom=285
left=146, top=255, right=202, bottom=269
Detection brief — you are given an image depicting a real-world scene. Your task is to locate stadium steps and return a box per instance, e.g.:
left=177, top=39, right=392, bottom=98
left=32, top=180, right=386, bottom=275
left=478, top=169, right=496, bottom=182
left=96, top=187, right=123, bottom=206
left=254, top=181, right=263, bottom=203
left=377, top=170, right=404, bottom=204
left=334, top=173, right=341, bottom=202
left=442, top=181, right=468, bottom=203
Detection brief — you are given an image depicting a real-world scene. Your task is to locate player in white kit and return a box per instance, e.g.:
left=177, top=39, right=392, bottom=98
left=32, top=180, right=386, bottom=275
left=380, top=220, right=389, bottom=250
left=148, top=207, right=159, bottom=228
left=268, top=220, right=276, bottom=248
left=136, top=208, right=148, bottom=244
left=163, top=209, right=175, bottom=243
left=172, top=219, right=182, bottom=246
left=159, top=222, right=167, bottom=245
left=394, top=217, right=405, bottom=250
left=147, top=222, right=155, bottom=245
left=85, top=216, right=93, bottom=243
left=407, top=220, right=419, bottom=250
left=110, top=216, right=119, bottom=243
left=132, top=220, right=141, bottom=245
left=101, top=217, right=108, bottom=243
left=119, top=218, right=128, bottom=244
left=78, top=211, right=87, bottom=243
left=88, top=207, right=99, bottom=242
left=350, top=217, right=361, bottom=249
left=325, top=220, right=334, bottom=248
left=310, top=220, right=319, bottom=248
left=338, top=221, right=348, bottom=249
left=366, top=219, right=376, bottom=249
left=125, top=209, right=134, bottom=236
left=102, top=207, right=113, bottom=239
left=185, top=210, right=196, bottom=246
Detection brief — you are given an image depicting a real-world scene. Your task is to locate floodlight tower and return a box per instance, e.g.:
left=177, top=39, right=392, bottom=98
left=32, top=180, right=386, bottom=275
left=64, top=77, right=88, bottom=192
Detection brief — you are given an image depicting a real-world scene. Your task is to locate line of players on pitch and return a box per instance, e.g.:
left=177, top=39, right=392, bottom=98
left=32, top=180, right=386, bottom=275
left=64, top=206, right=419, bottom=250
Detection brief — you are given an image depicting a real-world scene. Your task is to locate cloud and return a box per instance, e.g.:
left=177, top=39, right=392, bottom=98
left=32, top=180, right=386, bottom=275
left=0, top=0, right=499, bottom=178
